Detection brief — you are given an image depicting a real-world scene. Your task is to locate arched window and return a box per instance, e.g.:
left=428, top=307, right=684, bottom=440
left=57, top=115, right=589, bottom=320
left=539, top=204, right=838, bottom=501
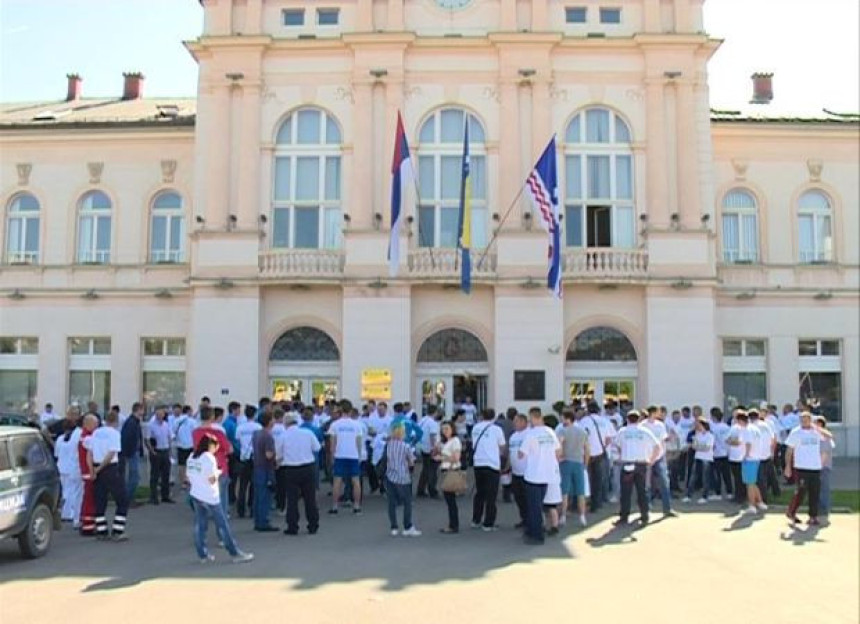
left=798, top=190, right=832, bottom=263
left=150, top=191, right=185, bottom=263
left=5, top=193, right=40, bottom=264
left=721, top=189, right=758, bottom=263
left=567, top=327, right=636, bottom=362
left=563, top=108, right=634, bottom=249
left=272, top=108, right=342, bottom=249
left=77, top=191, right=112, bottom=264
left=417, top=328, right=488, bottom=363
left=417, top=108, right=487, bottom=249
left=269, top=327, right=340, bottom=362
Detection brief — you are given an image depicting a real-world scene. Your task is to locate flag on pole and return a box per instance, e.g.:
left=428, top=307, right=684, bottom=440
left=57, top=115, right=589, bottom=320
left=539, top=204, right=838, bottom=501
left=388, top=112, right=411, bottom=277
left=457, top=120, right=472, bottom=294
left=524, top=136, right=562, bottom=298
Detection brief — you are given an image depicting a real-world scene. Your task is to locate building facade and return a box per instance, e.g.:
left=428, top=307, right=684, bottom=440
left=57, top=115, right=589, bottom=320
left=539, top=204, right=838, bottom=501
left=1, top=0, right=858, bottom=454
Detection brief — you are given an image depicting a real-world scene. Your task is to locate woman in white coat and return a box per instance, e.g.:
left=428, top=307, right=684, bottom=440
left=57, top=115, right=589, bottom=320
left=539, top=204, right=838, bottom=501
left=54, top=416, right=83, bottom=528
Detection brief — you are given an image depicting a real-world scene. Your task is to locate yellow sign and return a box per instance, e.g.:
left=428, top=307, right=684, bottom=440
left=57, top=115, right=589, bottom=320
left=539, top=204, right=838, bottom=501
left=361, top=368, right=392, bottom=400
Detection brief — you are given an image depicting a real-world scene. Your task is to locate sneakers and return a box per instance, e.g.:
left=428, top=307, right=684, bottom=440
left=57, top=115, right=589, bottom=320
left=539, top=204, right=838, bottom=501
left=352, top=508, right=363, bottom=515
left=697, top=497, right=708, bottom=505
left=808, top=517, right=821, bottom=526
left=112, top=533, right=129, bottom=542
left=328, top=508, right=338, bottom=515
left=199, top=554, right=215, bottom=564
left=402, top=527, right=422, bottom=537
left=231, top=551, right=254, bottom=564
left=481, top=525, right=498, bottom=533
left=470, top=522, right=482, bottom=529
left=708, top=495, right=721, bottom=501
left=608, top=496, right=618, bottom=504
left=786, top=512, right=801, bottom=524
left=579, top=514, right=588, bottom=527
left=546, top=527, right=559, bottom=537
left=390, top=529, right=400, bottom=537
left=757, top=503, right=768, bottom=512
left=559, top=515, right=567, bottom=527
left=682, top=497, right=692, bottom=503
left=743, top=505, right=757, bottom=515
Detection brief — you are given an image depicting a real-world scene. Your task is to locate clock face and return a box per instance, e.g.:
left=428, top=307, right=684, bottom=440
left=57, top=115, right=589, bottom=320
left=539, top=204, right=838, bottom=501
left=435, top=0, right=472, bottom=10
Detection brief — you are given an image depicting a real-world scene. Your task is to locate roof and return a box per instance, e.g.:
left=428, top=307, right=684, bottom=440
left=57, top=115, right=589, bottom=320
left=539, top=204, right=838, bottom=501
left=0, top=97, right=196, bottom=129
left=709, top=103, right=859, bottom=124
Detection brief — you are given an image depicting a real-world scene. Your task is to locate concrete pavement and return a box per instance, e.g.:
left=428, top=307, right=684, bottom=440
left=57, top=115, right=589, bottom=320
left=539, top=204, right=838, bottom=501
left=1, top=489, right=858, bottom=624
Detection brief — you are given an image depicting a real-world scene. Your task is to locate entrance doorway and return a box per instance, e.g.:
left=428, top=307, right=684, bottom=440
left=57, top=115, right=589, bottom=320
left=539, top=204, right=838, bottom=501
left=418, top=374, right=488, bottom=417
left=569, top=379, right=635, bottom=412
left=268, top=326, right=340, bottom=406
left=415, top=328, right=490, bottom=418
left=271, top=378, right=338, bottom=406
left=566, top=326, right=639, bottom=414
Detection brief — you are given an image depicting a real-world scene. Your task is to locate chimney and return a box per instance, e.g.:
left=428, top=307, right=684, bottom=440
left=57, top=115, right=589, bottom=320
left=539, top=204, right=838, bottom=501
left=122, top=72, right=145, bottom=100
left=66, top=74, right=82, bottom=101
left=750, top=72, right=773, bottom=105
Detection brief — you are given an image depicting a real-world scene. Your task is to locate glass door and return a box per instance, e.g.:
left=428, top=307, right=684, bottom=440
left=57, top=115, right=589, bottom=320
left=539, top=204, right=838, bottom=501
left=419, top=377, right=451, bottom=418
left=271, top=378, right=339, bottom=406
left=568, top=379, right=635, bottom=413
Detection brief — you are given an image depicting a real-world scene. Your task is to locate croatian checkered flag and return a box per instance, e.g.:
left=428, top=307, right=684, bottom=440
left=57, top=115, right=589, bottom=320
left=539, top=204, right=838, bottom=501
left=524, top=136, right=562, bottom=298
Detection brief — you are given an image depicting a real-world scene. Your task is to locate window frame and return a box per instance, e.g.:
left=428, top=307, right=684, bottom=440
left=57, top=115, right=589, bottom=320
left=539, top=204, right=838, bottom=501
left=282, top=8, right=305, bottom=26
left=720, top=189, right=759, bottom=263
left=599, top=7, right=622, bottom=24
left=565, top=6, right=587, bottom=23
left=76, top=191, right=112, bottom=264
left=149, top=191, right=186, bottom=264
left=316, top=7, right=340, bottom=26
left=5, top=193, right=40, bottom=264
left=797, top=190, right=833, bottom=263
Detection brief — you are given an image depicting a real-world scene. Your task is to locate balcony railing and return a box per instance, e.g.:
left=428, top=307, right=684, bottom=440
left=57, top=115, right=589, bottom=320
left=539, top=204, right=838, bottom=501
left=259, top=248, right=345, bottom=278
left=77, top=250, right=111, bottom=264
left=562, top=247, right=648, bottom=279
left=408, top=248, right=497, bottom=278
left=6, top=251, right=38, bottom=265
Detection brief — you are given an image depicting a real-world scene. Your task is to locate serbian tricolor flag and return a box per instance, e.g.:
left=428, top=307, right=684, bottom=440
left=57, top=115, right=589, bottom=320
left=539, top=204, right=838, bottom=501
left=388, top=112, right=411, bottom=277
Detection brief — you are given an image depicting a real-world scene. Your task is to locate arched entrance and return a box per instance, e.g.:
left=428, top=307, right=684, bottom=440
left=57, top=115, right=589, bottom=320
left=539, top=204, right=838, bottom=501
left=268, top=326, right=340, bottom=406
left=565, top=326, right=638, bottom=412
left=415, top=328, right=489, bottom=418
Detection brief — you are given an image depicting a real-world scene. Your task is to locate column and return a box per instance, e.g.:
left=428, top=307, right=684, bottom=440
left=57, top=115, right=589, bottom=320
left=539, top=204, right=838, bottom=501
left=675, top=80, right=700, bottom=227
left=531, top=0, right=548, bottom=31
left=501, top=0, right=516, bottom=30
left=387, top=0, right=404, bottom=30
left=645, top=79, right=669, bottom=226
left=531, top=79, right=550, bottom=158
left=357, top=0, right=373, bottom=30
left=351, top=83, right=373, bottom=228
left=245, top=0, right=263, bottom=34
left=498, top=79, right=520, bottom=221
left=643, top=0, right=661, bottom=32
left=237, top=84, right=262, bottom=228
left=205, top=85, right=231, bottom=227
left=673, top=0, right=690, bottom=33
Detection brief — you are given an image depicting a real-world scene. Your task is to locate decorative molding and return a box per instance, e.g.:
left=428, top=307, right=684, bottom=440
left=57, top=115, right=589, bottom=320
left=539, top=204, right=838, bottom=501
left=482, top=86, right=500, bottom=103
left=731, top=159, right=748, bottom=181
left=334, top=87, right=354, bottom=104
left=807, top=159, right=823, bottom=182
left=87, top=161, right=104, bottom=184
left=588, top=84, right=606, bottom=102
left=16, top=163, right=32, bottom=186
left=160, top=159, right=177, bottom=183
left=549, top=84, right=569, bottom=101
left=404, top=85, right=423, bottom=99
left=625, top=88, right=644, bottom=102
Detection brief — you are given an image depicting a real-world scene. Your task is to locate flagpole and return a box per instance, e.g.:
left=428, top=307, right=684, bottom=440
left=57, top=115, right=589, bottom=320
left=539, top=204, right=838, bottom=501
left=475, top=183, right=527, bottom=271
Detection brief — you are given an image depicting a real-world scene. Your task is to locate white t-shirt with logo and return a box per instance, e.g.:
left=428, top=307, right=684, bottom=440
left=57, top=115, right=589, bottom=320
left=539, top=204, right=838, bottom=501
left=616, top=425, right=659, bottom=463
left=677, top=417, right=695, bottom=449
left=786, top=427, right=825, bottom=471
left=581, top=415, right=615, bottom=457
left=521, top=425, right=561, bottom=485
left=641, top=420, right=668, bottom=460
left=693, top=431, right=715, bottom=462
left=236, top=420, right=262, bottom=461
left=329, top=418, right=363, bottom=460
left=742, top=424, right=762, bottom=461
left=471, top=421, right=506, bottom=470
left=508, top=430, right=527, bottom=476
left=755, top=420, right=775, bottom=460
left=711, top=422, right=731, bottom=459
left=727, top=425, right=746, bottom=462
left=187, top=451, right=220, bottom=505
left=90, top=426, right=121, bottom=464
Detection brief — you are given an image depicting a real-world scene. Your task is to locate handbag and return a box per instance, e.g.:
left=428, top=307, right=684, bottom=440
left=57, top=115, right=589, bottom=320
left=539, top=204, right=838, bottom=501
left=441, top=469, right=467, bottom=495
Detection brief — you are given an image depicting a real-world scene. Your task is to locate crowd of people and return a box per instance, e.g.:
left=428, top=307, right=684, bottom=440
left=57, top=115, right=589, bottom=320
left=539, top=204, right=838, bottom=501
left=40, top=395, right=837, bottom=562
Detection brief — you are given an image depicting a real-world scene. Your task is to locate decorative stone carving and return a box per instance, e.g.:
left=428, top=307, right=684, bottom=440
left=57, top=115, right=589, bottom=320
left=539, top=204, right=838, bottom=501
left=731, top=159, right=748, bottom=181
left=87, top=161, right=104, bottom=184
left=807, top=159, right=823, bottom=182
left=588, top=84, right=606, bottom=102
left=482, top=86, right=500, bottom=103
left=334, top=87, right=354, bottom=103
left=549, top=84, right=569, bottom=101
left=405, top=85, right=423, bottom=99
left=161, top=159, right=177, bottom=183
left=625, top=88, right=644, bottom=102
left=16, top=163, right=31, bottom=186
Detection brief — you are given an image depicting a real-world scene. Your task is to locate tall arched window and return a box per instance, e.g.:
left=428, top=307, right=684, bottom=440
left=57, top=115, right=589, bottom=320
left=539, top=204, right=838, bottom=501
left=150, top=191, right=185, bottom=263
left=272, top=108, right=342, bottom=249
left=77, top=191, right=112, bottom=263
left=721, top=189, right=758, bottom=263
left=798, top=190, right=832, bottom=263
left=417, top=108, right=487, bottom=249
left=567, top=326, right=637, bottom=362
left=5, top=193, right=40, bottom=264
left=564, top=108, right=634, bottom=248
left=269, top=326, right=340, bottom=362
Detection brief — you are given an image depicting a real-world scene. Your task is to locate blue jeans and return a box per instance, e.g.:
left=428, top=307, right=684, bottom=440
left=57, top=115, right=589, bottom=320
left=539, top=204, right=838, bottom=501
left=819, top=467, right=831, bottom=514
left=524, top=481, right=547, bottom=542
left=122, top=455, right=140, bottom=501
left=219, top=474, right=229, bottom=514
left=253, top=468, right=273, bottom=529
left=385, top=479, right=413, bottom=530
left=191, top=498, right=241, bottom=558
left=648, top=457, right=672, bottom=513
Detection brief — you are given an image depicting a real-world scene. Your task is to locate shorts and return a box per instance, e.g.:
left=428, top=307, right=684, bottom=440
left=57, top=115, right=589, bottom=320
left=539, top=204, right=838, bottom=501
left=560, top=461, right=586, bottom=497
left=741, top=460, right=760, bottom=485
left=333, top=458, right=361, bottom=478
left=543, top=481, right=562, bottom=506
left=177, top=448, right=192, bottom=466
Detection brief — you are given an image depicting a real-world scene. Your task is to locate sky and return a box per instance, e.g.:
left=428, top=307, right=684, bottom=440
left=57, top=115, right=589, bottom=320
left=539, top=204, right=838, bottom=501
left=1, top=0, right=858, bottom=113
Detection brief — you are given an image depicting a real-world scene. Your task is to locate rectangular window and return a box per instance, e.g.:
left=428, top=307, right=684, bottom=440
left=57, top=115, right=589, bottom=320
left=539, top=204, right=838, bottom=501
left=565, top=7, right=587, bottom=23
left=0, top=371, right=37, bottom=412
left=143, top=372, right=186, bottom=410
left=599, top=7, right=621, bottom=23
left=69, top=371, right=111, bottom=415
left=722, top=339, right=767, bottom=413
left=723, top=372, right=767, bottom=414
left=514, top=370, right=546, bottom=401
left=798, top=339, right=841, bottom=357
left=317, top=8, right=339, bottom=26
left=798, top=372, right=841, bottom=423
left=282, top=9, right=305, bottom=26
left=142, top=338, right=186, bottom=411
left=0, top=337, right=38, bottom=355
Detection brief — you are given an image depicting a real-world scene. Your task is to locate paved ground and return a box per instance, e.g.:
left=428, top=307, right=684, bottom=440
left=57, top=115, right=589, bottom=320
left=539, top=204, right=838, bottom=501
left=0, top=488, right=857, bottom=624
left=832, top=457, right=860, bottom=489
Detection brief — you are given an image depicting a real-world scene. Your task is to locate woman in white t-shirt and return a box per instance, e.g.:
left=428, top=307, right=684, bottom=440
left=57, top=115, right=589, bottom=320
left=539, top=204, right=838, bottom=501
left=436, top=422, right=463, bottom=534
left=683, top=419, right=714, bottom=504
left=187, top=435, right=253, bottom=564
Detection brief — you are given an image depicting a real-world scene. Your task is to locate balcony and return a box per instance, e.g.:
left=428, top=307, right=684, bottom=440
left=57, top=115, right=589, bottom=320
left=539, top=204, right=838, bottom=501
left=259, top=249, right=345, bottom=279
left=408, top=248, right=497, bottom=279
left=562, top=247, right=649, bottom=280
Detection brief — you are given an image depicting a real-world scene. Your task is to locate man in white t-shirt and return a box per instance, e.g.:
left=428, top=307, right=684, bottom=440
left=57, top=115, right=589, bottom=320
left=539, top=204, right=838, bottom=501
left=726, top=409, right=748, bottom=503
left=751, top=410, right=779, bottom=503
left=40, top=403, right=58, bottom=428
left=470, top=408, right=506, bottom=531
left=778, top=403, right=800, bottom=473
left=88, top=411, right=129, bottom=540
left=518, top=409, right=561, bottom=544
left=739, top=411, right=766, bottom=514
left=642, top=406, right=673, bottom=515
left=235, top=415, right=262, bottom=518
left=460, top=397, right=478, bottom=426
left=328, top=409, right=364, bottom=514
left=507, top=414, right=529, bottom=529
left=580, top=404, right=615, bottom=511
left=710, top=408, right=732, bottom=500
left=416, top=406, right=441, bottom=498
left=271, top=409, right=288, bottom=513
left=784, top=411, right=833, bottom=525
left=613, top=410, right=660, bottom=526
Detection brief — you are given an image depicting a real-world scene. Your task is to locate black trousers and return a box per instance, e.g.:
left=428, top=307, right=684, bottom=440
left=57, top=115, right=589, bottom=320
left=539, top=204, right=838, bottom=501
left=95, top=464, right=129, bottom=535
left=511, top=474, right=528, bottom=523
left=228, top=453, right=239, bottom=504
left=758, top=458, right=781, bottom=502
left=730, top=461, right=746, bottom=503
left=365, top=442, right=380, bottom=493
left=275, top=466, right=288, bottom=511
left=237, top=459, right=254, bottom=517
left=588, top=454, right=607, bottom=512
left=443, top=489, right=459, bottom=531
left=285, top=463, right=319, bottom=533
left=149, top=449, right=171, bottom=501
left=416, top=453, right=439, bottom=496
left=472, top=467, right=500, bottom=527
left=619, top=464, right=648, bottom=522
left=524, top=481, right=548, bottom=542
left=788, top=469, right=821, bottom=519
left=711, top=457, right=733, bottom=496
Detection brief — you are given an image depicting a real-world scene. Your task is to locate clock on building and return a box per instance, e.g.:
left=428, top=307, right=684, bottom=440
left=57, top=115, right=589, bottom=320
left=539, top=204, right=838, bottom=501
left=435, top=0, right=472, bottom=10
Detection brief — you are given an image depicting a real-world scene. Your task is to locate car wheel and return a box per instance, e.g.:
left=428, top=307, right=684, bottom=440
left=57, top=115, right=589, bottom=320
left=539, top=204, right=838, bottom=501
left=18, top=503, right=53, bottom=559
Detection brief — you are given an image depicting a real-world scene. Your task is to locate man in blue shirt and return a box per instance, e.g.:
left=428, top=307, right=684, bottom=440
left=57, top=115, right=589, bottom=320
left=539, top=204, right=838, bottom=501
left=223, top=401, right=241, bottom=505
left=391, top=403, right=423, bottom=448
left=119, top=402, right=145, bottom=504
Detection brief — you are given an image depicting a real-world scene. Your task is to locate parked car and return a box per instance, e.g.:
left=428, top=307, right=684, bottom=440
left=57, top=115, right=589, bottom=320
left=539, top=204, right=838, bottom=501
left=0, top=426, right=61, bottom=558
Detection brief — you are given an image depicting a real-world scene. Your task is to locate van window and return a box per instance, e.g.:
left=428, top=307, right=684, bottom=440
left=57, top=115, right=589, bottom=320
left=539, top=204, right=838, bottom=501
left=10, top=435, right=48, bottom=470
left=0, top=441, right=11, bottom=471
